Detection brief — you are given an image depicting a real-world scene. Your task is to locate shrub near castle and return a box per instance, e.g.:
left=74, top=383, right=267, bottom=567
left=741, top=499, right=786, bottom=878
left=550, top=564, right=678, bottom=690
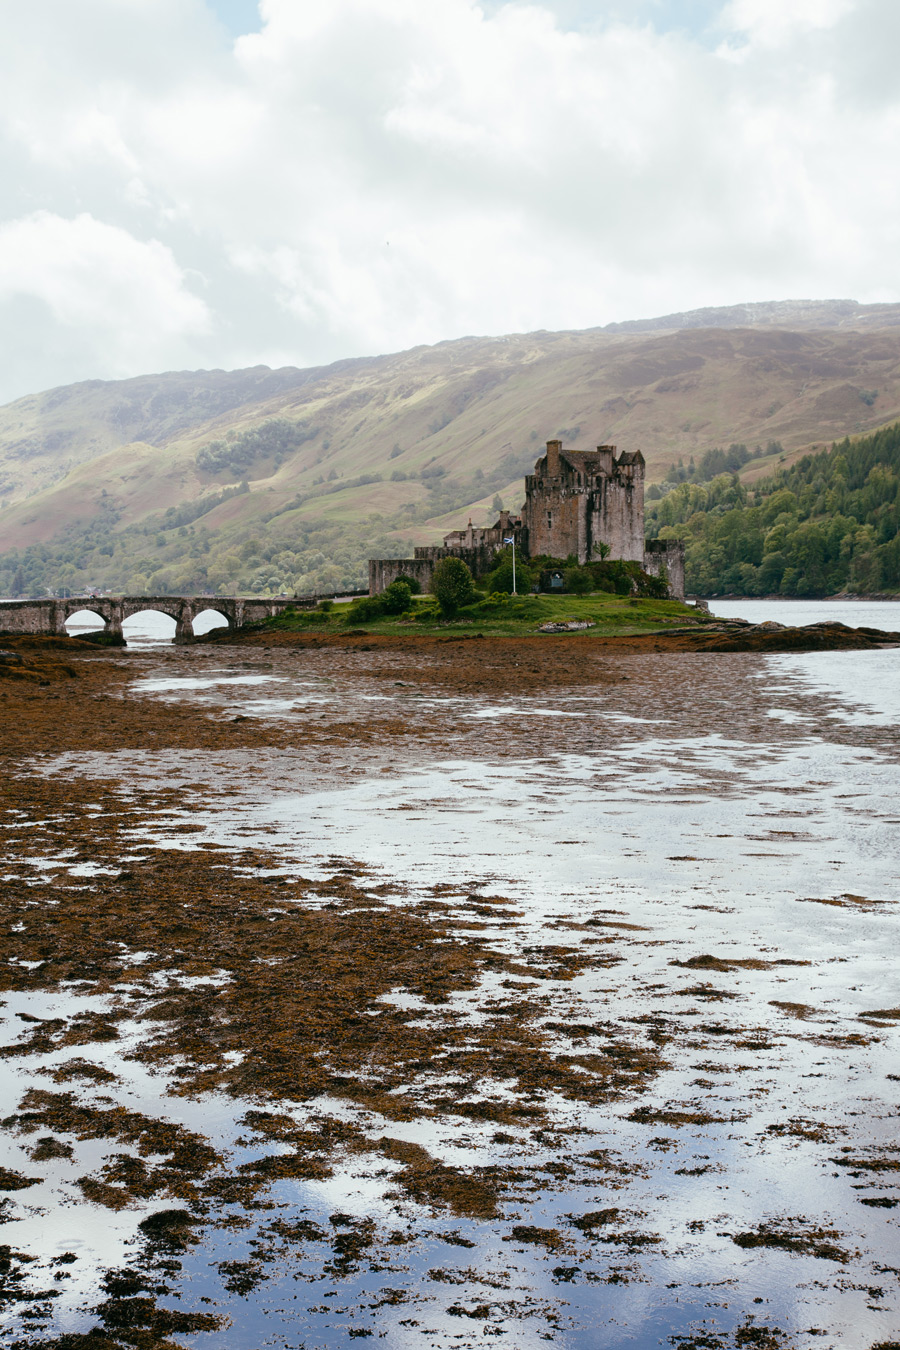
left=430, top=557, right=476, bottom=615
left=483, top=552, right=534, bottom=595
left=347, top=578, right=416, bottom=624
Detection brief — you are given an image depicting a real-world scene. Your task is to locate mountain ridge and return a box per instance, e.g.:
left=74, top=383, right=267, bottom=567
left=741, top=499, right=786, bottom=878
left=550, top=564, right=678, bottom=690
left=599, top=297, right=900, bottom=335
left=3, top=299, right=900, bottom=598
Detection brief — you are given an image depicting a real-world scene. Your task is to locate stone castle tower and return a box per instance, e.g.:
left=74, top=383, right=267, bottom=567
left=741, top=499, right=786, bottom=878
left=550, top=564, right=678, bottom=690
left=523, top=439, right=645, bottom=564
left=368, top=436, right=684, bottom=598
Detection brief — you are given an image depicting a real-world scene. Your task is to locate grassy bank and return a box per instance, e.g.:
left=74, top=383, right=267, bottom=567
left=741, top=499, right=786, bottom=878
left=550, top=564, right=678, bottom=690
left=246, top=592, right=707, bottom=639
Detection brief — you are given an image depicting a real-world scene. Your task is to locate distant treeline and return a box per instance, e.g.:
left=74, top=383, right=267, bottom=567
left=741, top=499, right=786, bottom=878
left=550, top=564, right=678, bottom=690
left=0, top=502, right=400, bottom=601
left=647, top=441, right=784, bottom=498
left=197, top=419, right=319, bottom=475
left=647, top=423, right=900, bottom=595
left=162, top=481, right=249, bottom=528
left=0, top=430, right=541, bottom=600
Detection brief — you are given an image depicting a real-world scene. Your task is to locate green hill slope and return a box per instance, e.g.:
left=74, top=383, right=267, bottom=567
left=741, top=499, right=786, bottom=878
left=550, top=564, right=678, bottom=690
left=5, top=301, right=900, bottom=598
left=647, top=422, right=900, bottom=596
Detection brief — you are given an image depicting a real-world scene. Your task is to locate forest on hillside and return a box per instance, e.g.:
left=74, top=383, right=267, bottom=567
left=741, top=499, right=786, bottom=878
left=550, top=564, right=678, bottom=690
left=647, top=422, right=900, bottom=595
left=0, top=442, right=536, bottom=599
left=3, top=412, right=899, bottom=601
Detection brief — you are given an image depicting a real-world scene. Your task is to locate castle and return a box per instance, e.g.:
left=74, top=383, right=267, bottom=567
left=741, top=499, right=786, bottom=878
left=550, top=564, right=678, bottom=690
left=368, top=438, right=685, bottom=598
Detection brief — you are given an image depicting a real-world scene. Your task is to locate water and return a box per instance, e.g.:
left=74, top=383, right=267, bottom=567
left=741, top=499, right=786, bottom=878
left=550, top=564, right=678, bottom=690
left=707, top=597, right=900, bottom=632
left=3, top=635, right=900, bottom=1348
left=61, top=607, right=229, bottom=646
left=708, top=598, right=900, bottom=725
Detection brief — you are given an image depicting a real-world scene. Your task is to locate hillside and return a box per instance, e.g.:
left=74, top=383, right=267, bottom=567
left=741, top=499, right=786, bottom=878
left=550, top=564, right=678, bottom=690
left=4, top=299, right=900, bottom=598
left=647, top=422, right=900, bottom=596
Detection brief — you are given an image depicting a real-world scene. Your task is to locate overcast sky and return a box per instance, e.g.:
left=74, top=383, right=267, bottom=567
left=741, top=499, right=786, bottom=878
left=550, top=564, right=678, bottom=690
left=1, top=0, right=898, bottom=402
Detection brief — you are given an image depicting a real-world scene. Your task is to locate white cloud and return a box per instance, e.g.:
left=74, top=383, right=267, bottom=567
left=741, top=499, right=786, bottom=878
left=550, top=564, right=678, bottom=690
left=720, top=0, right=855, bottom=49
left=0, top=213, right=211, bottom=383
left=0, top=0, right=898, bottom=399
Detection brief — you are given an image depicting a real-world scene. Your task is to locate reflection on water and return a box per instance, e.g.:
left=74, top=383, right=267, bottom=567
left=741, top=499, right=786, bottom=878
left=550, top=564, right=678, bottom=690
left=136, top=672, right=281, bottom=692
left=708, top=596, right=900, bottom=631
left=4, top=634, right=900, bottom=1348
left=769, top=648, right=900, bottom=724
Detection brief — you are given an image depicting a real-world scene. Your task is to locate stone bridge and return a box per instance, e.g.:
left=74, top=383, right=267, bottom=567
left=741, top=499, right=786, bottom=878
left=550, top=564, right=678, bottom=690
left=0, top=595, right=302, bottom=642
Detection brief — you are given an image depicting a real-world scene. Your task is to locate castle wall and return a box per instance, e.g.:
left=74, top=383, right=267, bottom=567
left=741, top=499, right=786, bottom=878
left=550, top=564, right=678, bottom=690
left=643, top=539, right=686, bottom=600
left=590, top=468, right=645, bottom=563
left=442, top=514, right=520, bottom=554
left=369, top=532, right=529, bottom=595
left=522, top=474, right=583, bottom=559
left=426, top=539, right=496, bottom=569
left=420, top=537, right=527, bottom=572
left=368, top=559, right=436, bottom=595
left=368, top=439, right=686, bottom=602
left=524, top=443, right=645, bottom=564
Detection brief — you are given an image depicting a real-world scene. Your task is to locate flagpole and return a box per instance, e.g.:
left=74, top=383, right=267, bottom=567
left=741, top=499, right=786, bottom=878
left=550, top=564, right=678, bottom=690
left=503, top=531, right=517, bottom=595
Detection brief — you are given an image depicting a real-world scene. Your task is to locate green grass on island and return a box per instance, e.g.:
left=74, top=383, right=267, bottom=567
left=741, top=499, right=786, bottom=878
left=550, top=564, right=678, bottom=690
left=247, top=592, right=707, bottom=639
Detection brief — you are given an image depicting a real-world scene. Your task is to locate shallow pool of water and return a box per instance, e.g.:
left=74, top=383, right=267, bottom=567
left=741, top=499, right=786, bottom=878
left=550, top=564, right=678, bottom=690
left=4, top=640, right=900, bottom=1349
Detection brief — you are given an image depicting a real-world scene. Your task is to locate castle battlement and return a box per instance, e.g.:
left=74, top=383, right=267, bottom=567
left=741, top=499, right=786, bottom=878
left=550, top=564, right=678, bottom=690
left=368, top=437, right=684, bottom=599
left=523, top=439, right=645, bottom=564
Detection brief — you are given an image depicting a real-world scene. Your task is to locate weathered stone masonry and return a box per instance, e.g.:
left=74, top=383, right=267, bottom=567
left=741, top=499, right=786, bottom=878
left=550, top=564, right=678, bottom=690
left=0, top=595, right=298, bottom=641
left=367, top=559, right=437, bottom=596
left=368, top=510, right=526, bottom=597
left=523, top=439, right=645, bottom=565
left=369, top=439, right=686, bottom=599
left=642, top=538, right=685, bottom=602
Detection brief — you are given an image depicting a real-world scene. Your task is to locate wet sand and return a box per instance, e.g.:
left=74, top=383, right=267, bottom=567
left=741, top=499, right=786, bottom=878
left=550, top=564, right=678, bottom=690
left=1, top=634, right=899, bottom=1349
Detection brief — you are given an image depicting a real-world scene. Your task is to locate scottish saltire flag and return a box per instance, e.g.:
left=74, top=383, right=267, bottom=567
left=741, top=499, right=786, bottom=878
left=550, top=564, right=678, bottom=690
left=503, top=536, right=515, bottom=544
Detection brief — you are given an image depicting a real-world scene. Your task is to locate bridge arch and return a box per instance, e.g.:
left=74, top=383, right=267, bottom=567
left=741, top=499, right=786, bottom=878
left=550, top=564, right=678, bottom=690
left=121, top=598, right=184, bottom=623
left=0, top=593, right=297, bottom=640
left=192, top=607, right=231, bottom=636
left=122, top=596, right=196, bottom=642
left=121, top=608, right=178, bottom=644
left=63, top=607, right=107, bottom=636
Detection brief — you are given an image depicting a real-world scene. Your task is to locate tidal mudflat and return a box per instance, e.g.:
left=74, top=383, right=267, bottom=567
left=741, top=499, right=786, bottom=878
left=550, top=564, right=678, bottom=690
left=1, top=627, right=899, bottom=1349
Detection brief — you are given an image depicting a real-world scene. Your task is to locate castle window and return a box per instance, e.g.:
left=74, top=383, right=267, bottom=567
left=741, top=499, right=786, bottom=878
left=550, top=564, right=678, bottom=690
left=547, top=512, right=552, bottom=529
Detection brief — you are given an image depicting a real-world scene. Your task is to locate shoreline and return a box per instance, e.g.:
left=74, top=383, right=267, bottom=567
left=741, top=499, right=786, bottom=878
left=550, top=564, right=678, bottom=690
left=195, top=620, right=900, bottom=653
left=4, top=614, right=900, bottom=665
left=694, top=591, right=900, bottom=602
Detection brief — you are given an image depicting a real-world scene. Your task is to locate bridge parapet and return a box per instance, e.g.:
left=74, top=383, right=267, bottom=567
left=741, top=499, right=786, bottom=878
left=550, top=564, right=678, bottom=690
left=0, top=595, right=300, bottom=642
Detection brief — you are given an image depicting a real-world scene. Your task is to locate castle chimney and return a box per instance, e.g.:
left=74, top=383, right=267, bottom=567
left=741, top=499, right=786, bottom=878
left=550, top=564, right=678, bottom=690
left=595, top=444, right=615, bottom=476
left=546, top=439, right=562, bottom=476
